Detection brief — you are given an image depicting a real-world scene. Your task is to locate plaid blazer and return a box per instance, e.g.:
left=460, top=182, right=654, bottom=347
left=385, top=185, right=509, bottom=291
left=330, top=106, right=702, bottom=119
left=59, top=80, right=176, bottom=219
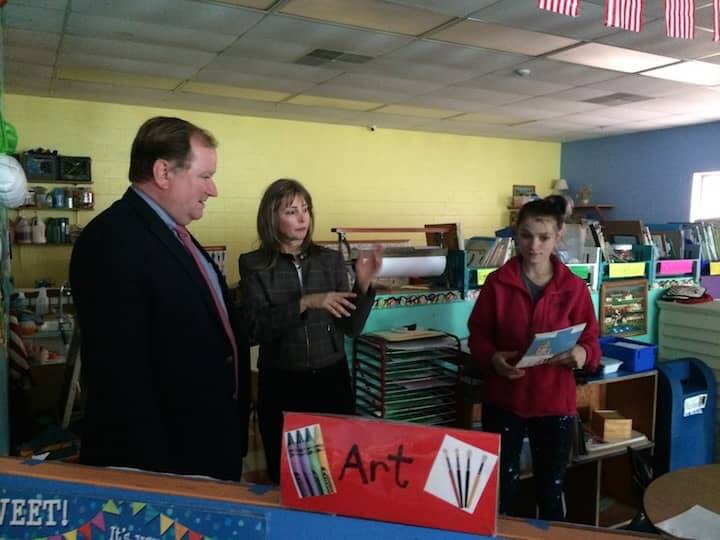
left=238, top=245, right=375, bottom=372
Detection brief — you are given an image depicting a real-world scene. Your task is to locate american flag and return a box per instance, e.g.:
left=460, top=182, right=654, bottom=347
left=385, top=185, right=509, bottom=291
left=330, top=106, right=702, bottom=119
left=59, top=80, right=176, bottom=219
left=666, top=0, right=695, bottom=39
left=715, top=0, right=720, bottom=41
left=605, top=0, right=644, bottom=32
left=537, top=0, right=580, bottom=17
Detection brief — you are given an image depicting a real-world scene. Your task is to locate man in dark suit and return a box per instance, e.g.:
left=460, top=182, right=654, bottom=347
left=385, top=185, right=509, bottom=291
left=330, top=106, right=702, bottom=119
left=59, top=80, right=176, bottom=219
left=70, top=116, right=249, bottom=481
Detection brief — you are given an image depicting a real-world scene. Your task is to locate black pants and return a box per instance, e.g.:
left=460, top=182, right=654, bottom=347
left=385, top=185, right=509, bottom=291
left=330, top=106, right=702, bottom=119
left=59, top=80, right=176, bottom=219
left=258, top=361, right=354, bottom=483
left=482, top=405, right=574, bottom=521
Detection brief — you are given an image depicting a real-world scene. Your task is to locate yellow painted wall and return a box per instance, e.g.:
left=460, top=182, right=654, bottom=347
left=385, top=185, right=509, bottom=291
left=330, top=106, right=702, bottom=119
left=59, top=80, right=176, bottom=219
left=7, top=94, right=560, bottom=288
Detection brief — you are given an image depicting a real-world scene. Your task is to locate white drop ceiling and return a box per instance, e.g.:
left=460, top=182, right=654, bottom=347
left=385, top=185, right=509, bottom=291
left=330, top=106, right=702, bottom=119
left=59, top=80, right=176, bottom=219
left=4, top=0, right=720, bottom=142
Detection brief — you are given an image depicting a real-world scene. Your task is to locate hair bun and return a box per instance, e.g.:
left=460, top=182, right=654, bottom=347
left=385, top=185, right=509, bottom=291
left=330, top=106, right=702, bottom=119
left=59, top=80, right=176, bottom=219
left=545, top=194, right=571, bottom=219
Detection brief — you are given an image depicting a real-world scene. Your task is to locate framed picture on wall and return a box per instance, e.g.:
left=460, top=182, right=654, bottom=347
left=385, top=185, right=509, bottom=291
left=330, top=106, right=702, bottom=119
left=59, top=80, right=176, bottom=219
left=599, top=278, right=648, bottom=337
left=512, top=184, right=536, bottom=197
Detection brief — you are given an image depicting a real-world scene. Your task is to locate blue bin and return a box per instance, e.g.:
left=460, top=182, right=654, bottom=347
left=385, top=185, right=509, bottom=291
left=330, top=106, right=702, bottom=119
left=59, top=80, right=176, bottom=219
left=655, top=358, right=717, bottom=475
left=599, top=337, right=657, bottom=372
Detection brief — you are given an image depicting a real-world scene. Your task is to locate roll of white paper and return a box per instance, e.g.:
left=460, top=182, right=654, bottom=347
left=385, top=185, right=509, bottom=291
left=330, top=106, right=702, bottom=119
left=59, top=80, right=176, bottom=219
left=375, top=256, right=446, bottom=278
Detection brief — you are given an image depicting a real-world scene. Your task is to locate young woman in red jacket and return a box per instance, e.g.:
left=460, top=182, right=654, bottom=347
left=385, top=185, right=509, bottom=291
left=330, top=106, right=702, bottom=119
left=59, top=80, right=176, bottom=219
left=468, top=195, right=600, bottom=521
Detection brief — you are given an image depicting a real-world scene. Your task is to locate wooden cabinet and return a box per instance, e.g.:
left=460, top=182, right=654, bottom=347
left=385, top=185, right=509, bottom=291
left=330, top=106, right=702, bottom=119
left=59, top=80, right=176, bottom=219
left=458, top=369, right=657, bottom=528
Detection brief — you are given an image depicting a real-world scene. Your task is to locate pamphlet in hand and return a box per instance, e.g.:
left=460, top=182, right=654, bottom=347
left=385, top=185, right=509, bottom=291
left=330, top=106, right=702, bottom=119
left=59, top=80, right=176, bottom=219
left=515, top=323, right=587, bottom=369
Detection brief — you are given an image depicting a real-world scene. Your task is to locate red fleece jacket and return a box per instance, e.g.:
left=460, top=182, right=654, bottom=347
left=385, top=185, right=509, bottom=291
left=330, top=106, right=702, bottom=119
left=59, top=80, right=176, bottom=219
left=468, top=255, right=600, bottom=418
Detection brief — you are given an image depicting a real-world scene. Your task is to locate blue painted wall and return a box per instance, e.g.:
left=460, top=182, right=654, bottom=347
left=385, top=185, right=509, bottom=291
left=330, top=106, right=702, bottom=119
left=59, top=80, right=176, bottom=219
left=561, top=121, right=720, bottom=223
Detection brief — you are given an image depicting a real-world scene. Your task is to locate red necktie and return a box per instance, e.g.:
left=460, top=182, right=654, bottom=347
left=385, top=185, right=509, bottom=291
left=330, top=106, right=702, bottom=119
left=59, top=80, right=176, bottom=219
left=176, top=225, right=238, bottom=399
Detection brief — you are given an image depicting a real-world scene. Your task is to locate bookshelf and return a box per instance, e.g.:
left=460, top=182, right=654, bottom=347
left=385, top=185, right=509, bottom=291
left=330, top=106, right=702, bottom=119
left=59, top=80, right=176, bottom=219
left=573, top=205, right=614, bottom=220
left=458, top=369, right=657, bottom=528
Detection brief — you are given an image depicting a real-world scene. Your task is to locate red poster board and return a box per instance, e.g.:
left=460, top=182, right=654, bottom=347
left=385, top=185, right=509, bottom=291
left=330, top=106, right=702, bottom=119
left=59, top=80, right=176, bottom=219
left=280, top=413, right=500, bottom=536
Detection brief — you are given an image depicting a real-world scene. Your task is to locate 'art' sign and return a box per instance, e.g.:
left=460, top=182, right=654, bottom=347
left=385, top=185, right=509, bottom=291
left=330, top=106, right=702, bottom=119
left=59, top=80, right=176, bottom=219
left=280, top=413, right=500, bottom=536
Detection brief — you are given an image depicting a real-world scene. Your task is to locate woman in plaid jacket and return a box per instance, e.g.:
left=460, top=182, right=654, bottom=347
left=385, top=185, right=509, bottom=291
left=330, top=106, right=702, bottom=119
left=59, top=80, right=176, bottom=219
left=239, top=179, right=382, bottom=483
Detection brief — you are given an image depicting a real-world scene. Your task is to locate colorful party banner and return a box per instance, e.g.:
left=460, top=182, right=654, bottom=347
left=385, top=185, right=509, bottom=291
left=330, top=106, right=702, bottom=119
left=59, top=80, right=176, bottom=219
left=0, top=485, right=267, bottom=540
left=280, top=413, right=500, bottom=536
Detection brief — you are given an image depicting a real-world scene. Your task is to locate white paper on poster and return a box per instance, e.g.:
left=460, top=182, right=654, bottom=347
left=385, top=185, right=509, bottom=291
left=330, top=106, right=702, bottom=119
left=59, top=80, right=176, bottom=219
left=375, top=256, right=446, bottom=278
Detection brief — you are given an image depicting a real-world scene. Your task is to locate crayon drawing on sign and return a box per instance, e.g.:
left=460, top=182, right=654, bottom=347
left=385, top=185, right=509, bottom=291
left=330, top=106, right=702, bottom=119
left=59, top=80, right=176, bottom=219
left=423, top=434, right=497, bottom=514
left=285, top=424, right=337, bottom=498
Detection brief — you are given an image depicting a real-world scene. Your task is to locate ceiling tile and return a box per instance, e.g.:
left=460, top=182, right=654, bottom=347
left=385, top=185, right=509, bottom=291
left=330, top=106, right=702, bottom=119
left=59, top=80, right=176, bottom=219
left=343, top=112, right=430, bottom=129
left=4, top=44, right=57, bottom=66
left=4, top=66, right=53, bottom=93
left=10, top=1, right=68, bottom=9
left=226, top=14, right=411, bottom=61
left=265, top=102, right=361, bottom=122
left=458, top=73, right=573, bottom=97
left=3, top=4, right=66, bottom=33
left=542, top=87, right=619, bottom=102
left=345, top=59, right=475, bottom=85
left=422, top=120, right=524, bottom=139
left=598, top=19, right=720, bottom=61
left=508, top=96, right=603, bottom=114
left=6, top=81, right=52, bottom=96
left=518, top=117, right=607, bottom=131
left=549, top=43, right=678, bottom=73
left=485, top=102, right=566, bottom=121
left=5, top=61, right=54, bottom=79
left=558, top=109, right=650, bottom=126
left=403, top=95, right=502, bottom=113
left=451, top=111, right=536, bottom=125
left=320, top=72, right=444, bottom=94
left=586, top=104, right=671, bottom=120
left=66, top=13, right=237, bottom=52
left=51, top=78, right=174, bottom=104
left=378, top=40, right=529, bottom=74
left=422, top=85, right=528, bottom=105
left=288, top=95, right=381, bottom=111
left=56, top=67, right=181, bottom=90
left=167, top=91, right=280, bottom=116
left=61, top=35, right=217, bottom=68
left=489, top=58, right=621, bottom=86
left=5, top=0, right=720, bottom=139
left=585, top=0, right=666, bottom=20
left=194, top=69, right=317, bottom=93
left=280, top=0, right=453, bottom=36
left=628, top=94, right=720, bottom=114
left=662, top=111, right=720, bottom=125
left=206, top=55, right=340, bottom=82
left=71, top=0, right=264, bottom=36
left=181, top=82, right=290, bottom=102
left=696, top=4, right=715, bottom=30
left=213, top=0, right=275, bottom=8
left=303, top=84, right=409, bottom=104
left=58, top=52, right=199, bottom=80
left=431, top=19, right=578, bottom=56
left=583, top=73, right=696, bottom=97
left=374, top=104, right=457, bottom=118
left=642, top=60, right=720, bottom=86
left=472, top=0, right=619, bottom=40
left=5, top=28, right=61, bottom=49
left=378, top=0, right=497, bottom=17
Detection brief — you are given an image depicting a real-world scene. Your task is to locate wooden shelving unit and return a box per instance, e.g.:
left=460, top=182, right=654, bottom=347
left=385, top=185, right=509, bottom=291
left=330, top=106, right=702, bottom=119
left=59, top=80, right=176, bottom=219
left=573, top=204, right=614, bottom=220
left=458, top=369, right=657, bottom=528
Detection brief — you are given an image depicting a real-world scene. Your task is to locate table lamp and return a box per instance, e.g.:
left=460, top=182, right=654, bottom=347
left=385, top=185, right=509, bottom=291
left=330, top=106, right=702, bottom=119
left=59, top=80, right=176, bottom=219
left=552, top=178, right=569, bottom=195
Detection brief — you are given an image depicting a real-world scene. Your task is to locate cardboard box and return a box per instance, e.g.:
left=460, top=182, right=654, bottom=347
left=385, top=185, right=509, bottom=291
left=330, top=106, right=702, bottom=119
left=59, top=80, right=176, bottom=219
left=591, top=410, right=632, bottom=442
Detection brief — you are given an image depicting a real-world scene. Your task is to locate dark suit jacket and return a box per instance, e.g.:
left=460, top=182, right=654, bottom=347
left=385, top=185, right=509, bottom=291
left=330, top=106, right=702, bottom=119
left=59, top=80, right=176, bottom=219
left=69, top=188, right=250, bottom=481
